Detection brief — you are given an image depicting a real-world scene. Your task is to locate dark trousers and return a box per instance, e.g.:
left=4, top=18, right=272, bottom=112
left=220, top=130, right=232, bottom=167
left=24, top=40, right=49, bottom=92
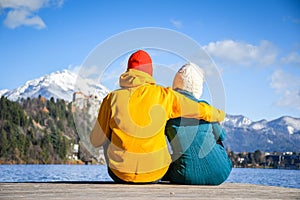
left=107, top=167, right=160, bottom=184
left=107, top=168, right=129, bottom=184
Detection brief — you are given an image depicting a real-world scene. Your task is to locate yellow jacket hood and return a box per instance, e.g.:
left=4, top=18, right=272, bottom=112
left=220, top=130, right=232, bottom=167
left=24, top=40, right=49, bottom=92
left=119, top=69, right=155, bottom=88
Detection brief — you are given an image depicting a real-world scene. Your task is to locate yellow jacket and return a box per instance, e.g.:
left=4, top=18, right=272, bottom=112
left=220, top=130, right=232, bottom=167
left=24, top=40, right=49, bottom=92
left=90, top=69, right=225, bottom=183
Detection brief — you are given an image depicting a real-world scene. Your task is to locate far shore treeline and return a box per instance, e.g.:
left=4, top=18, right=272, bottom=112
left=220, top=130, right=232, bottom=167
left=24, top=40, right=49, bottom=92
left=0, top=96, right=299, bottom=169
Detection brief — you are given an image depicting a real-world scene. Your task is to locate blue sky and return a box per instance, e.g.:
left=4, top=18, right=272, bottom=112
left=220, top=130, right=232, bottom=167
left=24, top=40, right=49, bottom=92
left=0, top=0, right=299, bottom=121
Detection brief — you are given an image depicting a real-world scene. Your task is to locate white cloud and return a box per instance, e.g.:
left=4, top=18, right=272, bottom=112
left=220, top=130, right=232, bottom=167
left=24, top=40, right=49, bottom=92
left=270, top=70, right=300, bottom=110
left=4, top=9, right=45, bottom=29
left=0, top=0, right=64, bottom=29
left=0, top=0, right=48, bottom=11
left=203, top=40, right=278, bottom=66
left=281, top=52, right=300, bottom=65
left=170, top=19, right=182, bottom=29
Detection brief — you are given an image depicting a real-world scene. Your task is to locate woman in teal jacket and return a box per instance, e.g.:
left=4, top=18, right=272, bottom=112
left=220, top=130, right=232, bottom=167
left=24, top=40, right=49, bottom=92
left=164, top=63, right=232, bottom=185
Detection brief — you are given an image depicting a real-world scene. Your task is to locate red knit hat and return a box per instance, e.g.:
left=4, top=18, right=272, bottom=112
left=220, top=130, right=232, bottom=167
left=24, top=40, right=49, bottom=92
left=127, top=50, right=153, bottom=76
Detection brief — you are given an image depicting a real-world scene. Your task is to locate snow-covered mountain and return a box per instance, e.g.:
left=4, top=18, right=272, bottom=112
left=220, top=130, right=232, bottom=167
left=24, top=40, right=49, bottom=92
left=222, top=114, right=300, bottom=152
left=1, top=70, right=109, bottom=102
left=223, top=114, right=300, bottom=135
left=267, top=116, right=300, bottom=135
left=223, top=114, right=252, bottom=128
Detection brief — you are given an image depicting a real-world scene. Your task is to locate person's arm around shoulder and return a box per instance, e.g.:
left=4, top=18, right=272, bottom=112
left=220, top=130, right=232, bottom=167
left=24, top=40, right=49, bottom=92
left=169, top=89, right=225, bottom=122
left=198, top=100, right=227, bottom=141
left=212, top=122, right=226, bottom=142
left=90, top=94, right=112, bottom=148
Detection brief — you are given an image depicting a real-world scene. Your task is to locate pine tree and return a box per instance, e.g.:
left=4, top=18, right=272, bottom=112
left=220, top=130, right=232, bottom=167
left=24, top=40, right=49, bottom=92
left=41, top=131, right=52, bottom=163
left=0, top=129, right=9, bottom=158
left=17, top=133, right=26, bottom=158
left=23, top=133, right=32, bottom=163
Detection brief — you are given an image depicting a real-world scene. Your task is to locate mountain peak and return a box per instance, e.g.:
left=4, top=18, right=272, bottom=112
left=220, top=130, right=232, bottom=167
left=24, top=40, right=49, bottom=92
left=223, top=114, right=252, bottom=128
left=267, top=116, right=300, bottom=135
left=2, top=69, right=109, bottom=102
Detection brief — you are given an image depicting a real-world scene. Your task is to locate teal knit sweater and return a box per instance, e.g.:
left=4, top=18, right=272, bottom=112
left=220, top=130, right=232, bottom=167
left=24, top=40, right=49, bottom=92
left=165, top=90, right=232, bottom=185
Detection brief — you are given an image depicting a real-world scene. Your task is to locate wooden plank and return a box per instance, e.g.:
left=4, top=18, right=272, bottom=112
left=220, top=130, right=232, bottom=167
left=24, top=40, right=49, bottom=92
left=0, top=182, right=299, bottom=200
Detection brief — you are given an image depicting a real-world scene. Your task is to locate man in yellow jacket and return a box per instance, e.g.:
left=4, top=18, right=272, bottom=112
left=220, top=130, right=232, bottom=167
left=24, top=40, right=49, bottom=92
left=90, top=50, right=225, bottom=183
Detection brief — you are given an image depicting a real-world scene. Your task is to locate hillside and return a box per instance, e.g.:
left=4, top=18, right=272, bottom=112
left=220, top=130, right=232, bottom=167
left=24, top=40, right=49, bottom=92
left=0, top=96, right=91, bottom=164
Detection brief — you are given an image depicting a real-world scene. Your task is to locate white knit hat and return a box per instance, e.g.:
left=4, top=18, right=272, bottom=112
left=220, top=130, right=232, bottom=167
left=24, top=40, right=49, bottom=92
left=172, top=63, right=205, bottom=99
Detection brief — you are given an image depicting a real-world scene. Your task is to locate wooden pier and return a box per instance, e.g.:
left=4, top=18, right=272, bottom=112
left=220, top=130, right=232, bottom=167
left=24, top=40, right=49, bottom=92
left=0, top=182, right=299, bottom=200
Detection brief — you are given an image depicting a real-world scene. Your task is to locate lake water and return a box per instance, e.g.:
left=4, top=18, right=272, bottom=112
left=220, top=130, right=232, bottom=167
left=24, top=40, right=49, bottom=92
left=0, top=165, right=299, bottom=189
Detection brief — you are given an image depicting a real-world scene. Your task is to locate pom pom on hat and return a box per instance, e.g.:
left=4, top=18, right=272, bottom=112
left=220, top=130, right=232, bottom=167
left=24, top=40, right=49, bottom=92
left=172, top=63, right=205, bottom=99
left=127, top=50, right=153, bottom=76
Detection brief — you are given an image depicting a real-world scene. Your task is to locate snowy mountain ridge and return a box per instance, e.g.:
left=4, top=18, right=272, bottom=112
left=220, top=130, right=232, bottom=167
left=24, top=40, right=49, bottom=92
left=0, top=69, right=109, bottom=102
left=223, top=114, right=300, bottom=135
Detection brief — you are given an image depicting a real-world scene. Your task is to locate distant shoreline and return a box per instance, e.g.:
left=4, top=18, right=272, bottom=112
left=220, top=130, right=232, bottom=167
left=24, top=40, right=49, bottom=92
left=0, top=162, right=299, bottom=171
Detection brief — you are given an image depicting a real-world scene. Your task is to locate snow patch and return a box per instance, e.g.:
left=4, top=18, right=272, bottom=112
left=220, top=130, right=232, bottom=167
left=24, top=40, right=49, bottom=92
left=267, top=139, right=273, bottom=144
left=287, top=126, right=294, bottom=134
